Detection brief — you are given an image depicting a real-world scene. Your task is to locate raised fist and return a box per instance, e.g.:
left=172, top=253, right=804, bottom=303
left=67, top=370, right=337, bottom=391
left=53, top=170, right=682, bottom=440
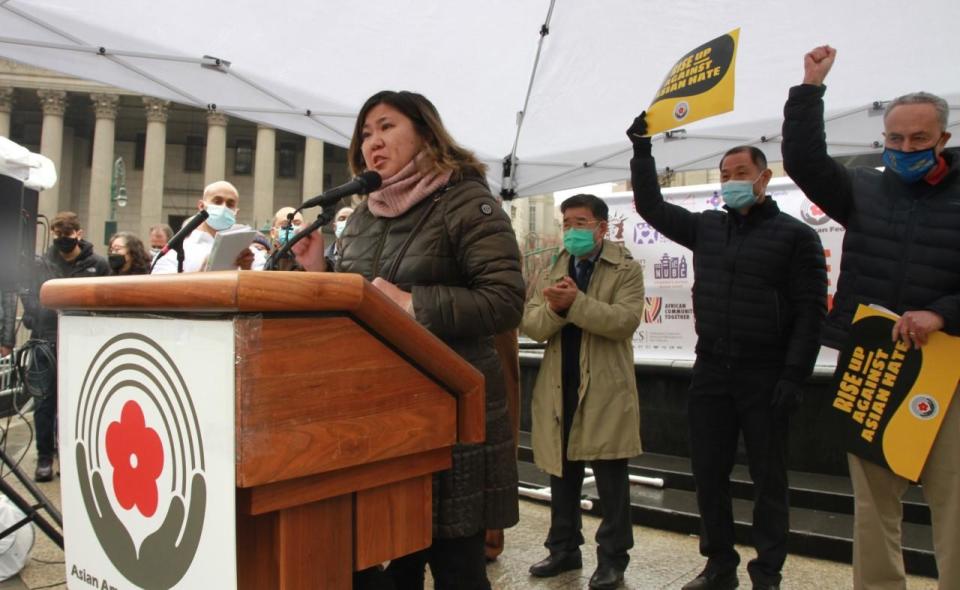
left=803, top=45, right=836, bottom=86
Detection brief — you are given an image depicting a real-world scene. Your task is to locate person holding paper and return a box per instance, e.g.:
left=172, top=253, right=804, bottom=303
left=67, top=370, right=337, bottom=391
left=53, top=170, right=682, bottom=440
left=782, top=45, right=960, bottom=590
left=292, top=90, right=524, bottom=590
left=628, top=114, right=828, bottom=590
left=151, top=180, right=254, bottom=274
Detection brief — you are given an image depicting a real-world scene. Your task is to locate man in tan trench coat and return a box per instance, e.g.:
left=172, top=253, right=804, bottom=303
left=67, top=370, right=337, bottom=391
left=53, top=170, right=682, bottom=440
left=522, top=194, right=645, bottom=590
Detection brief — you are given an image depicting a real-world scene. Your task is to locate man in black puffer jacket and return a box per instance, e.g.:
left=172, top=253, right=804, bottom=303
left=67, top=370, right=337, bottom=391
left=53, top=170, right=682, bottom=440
left=21, top=211, right=110, bottom=482
left=628, top=113, right=827, bottom=590
left=783, top=45, right=960, bottom=590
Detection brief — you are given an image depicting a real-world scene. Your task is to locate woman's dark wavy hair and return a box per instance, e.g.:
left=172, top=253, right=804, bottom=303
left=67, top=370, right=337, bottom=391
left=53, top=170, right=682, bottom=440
left=109, top=232, right=151, bottom=275
left=348, top=90, right=487, bottom=181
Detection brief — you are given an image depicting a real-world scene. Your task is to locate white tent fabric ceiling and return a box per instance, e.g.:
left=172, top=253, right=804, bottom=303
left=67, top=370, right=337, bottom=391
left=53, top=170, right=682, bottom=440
left=1, top=0, right=958, bottom=197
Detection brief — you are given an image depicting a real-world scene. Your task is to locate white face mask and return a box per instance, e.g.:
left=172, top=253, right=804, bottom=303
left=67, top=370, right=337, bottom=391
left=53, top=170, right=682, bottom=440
left=335, top=220, right=348, bottom=238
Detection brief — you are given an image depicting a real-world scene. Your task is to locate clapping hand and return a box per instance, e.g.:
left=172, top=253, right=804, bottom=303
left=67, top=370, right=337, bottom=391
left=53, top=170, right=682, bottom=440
left=543, top=276, right=578, bottom=314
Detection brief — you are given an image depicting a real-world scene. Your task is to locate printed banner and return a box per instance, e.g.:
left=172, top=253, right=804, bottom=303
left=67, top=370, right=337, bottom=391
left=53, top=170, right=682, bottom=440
left=60, top=316, right=237, bottom=590
left=601, top=177, right=844, bottom=366
left=829, top=305, right=960, bottom=481
left=645, top=28, right=740, bottom=135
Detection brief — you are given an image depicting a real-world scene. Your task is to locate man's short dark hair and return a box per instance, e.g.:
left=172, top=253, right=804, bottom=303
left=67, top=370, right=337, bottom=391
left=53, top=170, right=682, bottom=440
left=51, top=211, right=81, bottom=233
left=719, top=146, right=768, bottom=171
left=560, top=194, right=608, bottom=221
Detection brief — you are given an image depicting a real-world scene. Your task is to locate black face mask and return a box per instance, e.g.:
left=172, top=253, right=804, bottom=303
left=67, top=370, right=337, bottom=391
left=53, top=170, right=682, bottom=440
left=54, top=236, right=79, bottom=253
left=108, top=254, right=126, bottom=272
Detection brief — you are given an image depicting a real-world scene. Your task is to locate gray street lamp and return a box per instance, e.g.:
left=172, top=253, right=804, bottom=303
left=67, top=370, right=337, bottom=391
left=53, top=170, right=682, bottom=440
left=105, top=156, right=127, bottom=243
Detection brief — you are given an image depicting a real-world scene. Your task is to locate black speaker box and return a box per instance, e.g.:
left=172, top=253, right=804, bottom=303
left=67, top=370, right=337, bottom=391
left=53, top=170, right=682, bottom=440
left=0, top=174, right=39, bottom=292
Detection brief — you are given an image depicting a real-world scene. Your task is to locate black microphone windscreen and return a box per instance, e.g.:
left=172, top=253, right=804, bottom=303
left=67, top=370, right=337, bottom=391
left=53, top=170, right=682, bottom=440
left=359, top=170, right=382, bottom=192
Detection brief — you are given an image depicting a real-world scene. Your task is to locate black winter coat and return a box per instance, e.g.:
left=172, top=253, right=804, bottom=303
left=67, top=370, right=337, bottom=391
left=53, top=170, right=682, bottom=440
left=21, top=240, right=111, bottom=342
left=631, top=156, right=827, bottom=380
left=336, top=175, right=525, bottom=538
left=782, top=84, right=960, bottom=347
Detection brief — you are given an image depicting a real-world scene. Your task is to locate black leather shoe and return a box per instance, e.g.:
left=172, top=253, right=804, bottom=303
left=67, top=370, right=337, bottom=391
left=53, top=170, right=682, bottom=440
left=34, top=457, right=54, bottom=483
left=752, top=584, right=779, bottom=590
left=589, top=563, right=625, bottom=589
left=528, top=552, right=582, bottom=577
left=682, top=569, right=739, bottom=590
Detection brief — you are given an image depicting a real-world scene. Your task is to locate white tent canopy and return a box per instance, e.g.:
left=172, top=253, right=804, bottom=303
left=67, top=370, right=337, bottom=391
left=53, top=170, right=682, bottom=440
left=1, top=0, right=957, bottom=197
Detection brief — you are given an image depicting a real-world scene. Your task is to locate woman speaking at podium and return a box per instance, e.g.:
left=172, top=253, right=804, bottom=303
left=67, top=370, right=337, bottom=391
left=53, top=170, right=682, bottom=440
left=292, top=90, right=525, bottom=590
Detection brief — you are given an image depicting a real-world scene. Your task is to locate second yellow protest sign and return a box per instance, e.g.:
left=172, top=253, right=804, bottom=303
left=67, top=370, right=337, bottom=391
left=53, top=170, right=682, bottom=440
left=829, top=304, right=960, bottom=481
left=645, top=28, right=740, bottom=136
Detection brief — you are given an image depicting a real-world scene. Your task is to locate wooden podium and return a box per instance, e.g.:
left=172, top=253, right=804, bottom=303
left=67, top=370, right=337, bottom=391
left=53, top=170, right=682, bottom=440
left=42, top=271, right=485, bottom=589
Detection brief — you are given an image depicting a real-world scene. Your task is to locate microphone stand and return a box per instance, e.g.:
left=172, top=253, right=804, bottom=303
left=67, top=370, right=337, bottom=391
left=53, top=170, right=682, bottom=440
left=264, top=207, right=337, bottom=271
left=176, top=244, right=186, bottom=274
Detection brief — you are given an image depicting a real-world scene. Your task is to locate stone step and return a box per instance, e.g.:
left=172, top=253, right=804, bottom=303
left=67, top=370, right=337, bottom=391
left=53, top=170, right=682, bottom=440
left=516, top=432, right=930, bottom=525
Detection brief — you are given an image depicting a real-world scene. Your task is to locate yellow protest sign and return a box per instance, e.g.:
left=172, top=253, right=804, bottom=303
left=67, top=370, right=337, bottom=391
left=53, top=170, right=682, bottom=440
left=829, top=304, right=960, bottom=481
left=645, top=28, right=740, bottom=136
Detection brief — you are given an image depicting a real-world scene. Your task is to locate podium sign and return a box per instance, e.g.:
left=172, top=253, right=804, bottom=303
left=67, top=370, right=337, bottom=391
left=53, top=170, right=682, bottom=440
left=60, top=315, right=237, bottom=590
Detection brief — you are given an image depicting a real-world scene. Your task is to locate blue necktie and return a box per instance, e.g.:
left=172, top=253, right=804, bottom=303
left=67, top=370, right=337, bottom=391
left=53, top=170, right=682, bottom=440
left=575, top=259, right=594, bottom=292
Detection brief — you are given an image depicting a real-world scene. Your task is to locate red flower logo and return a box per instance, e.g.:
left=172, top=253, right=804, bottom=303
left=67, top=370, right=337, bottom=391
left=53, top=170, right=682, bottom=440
left=106, top=401, right=164, bottom=517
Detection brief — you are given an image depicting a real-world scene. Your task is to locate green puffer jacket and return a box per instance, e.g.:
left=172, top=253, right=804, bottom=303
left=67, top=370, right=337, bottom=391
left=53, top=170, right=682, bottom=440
left=522, top=241, right=645, bottom=476
left=336, top=175, right=525, bottom=538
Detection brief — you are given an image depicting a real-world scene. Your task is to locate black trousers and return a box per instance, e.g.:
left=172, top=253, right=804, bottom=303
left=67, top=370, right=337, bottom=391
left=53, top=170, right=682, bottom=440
left=26, top=341, right=57, bottom=459
left=382, top=529, right=490, bottom=590
left=688, top=359, right=789, bottom=586
left=546, top=457, right=632, bottom=570
left=544, top=378, right=633, bottom=570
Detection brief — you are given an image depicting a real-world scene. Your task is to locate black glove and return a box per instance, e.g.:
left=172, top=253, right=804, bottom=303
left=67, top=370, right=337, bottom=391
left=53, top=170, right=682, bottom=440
left=626, top=111, right=652, bottom=158
left=771, top=379, right=804, bottom=417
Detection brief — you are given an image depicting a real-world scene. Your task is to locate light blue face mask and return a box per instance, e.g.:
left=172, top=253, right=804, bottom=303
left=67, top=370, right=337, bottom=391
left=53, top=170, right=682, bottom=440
left=276, top=225, right=297, bottom=245
left=335, top=220, right=347, bottom=239
left=720, top=176, right=760, bottom=210
left=205, top=204, right=236, bottom=231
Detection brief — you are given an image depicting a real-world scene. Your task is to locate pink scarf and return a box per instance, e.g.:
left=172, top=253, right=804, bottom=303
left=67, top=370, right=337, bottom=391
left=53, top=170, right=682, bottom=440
left=367, top=153, right=452, bottom=218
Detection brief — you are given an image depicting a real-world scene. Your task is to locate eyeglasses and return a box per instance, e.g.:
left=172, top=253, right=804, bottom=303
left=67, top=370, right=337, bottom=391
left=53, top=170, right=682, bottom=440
left=562, top=219, right=600, bottom=230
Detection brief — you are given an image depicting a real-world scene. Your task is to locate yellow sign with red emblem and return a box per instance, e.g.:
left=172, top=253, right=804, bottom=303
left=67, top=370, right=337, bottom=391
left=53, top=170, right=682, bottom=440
left=644, top=28, right=740, bottom=136
left=829, top=305, right=960, bottom=481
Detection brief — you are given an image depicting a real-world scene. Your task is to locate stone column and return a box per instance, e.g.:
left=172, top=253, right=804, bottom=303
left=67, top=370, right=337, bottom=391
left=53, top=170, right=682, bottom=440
left=302, top=137, right=325, bottom=199
left=0, top=88, right=13, bottom=138
left=141, top=97, right=170, bottom=238
left=204, top=110, right=228, bottom=187
left=88, top=93, right=119, bottom=247
left=37, top=90, right=68, bottom=221
left=252, top=124, right=276, bottom=229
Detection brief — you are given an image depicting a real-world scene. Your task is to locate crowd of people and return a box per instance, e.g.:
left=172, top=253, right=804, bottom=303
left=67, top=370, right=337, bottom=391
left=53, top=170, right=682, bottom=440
left=0, top=45, right=957, bottom=590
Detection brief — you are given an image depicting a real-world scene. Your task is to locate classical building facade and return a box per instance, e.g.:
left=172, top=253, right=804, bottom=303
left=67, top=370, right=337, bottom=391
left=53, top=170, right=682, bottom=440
left=0, top=58, right=352, bottom=247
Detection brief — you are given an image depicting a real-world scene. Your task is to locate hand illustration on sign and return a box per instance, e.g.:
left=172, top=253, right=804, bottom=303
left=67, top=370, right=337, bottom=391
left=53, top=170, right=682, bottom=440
left=76, top=443, right=206, bottom=590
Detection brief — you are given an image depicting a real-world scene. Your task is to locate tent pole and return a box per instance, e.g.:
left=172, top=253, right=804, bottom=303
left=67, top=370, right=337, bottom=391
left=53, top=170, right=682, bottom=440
left=501, top=0, right=557, bottom=198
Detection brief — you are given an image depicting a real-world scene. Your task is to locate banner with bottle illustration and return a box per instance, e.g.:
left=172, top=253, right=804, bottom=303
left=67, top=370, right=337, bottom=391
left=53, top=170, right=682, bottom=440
left=828, top=304, right=960, bottom=481
left=645, top=28, right=740, bottom=136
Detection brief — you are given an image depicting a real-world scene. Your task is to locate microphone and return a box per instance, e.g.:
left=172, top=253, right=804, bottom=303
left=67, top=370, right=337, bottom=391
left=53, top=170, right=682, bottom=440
left=158, top=209, right=209, bottom=257
left=299, top=171, right=382, bottom=211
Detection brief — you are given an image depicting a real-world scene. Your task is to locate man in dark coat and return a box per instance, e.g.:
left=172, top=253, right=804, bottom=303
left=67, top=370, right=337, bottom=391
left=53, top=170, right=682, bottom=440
left=21, top=211, right=110, bottom=481
left=628, top=113, right=828, bottom=590
left=782, top=45, right=960, bottom=590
